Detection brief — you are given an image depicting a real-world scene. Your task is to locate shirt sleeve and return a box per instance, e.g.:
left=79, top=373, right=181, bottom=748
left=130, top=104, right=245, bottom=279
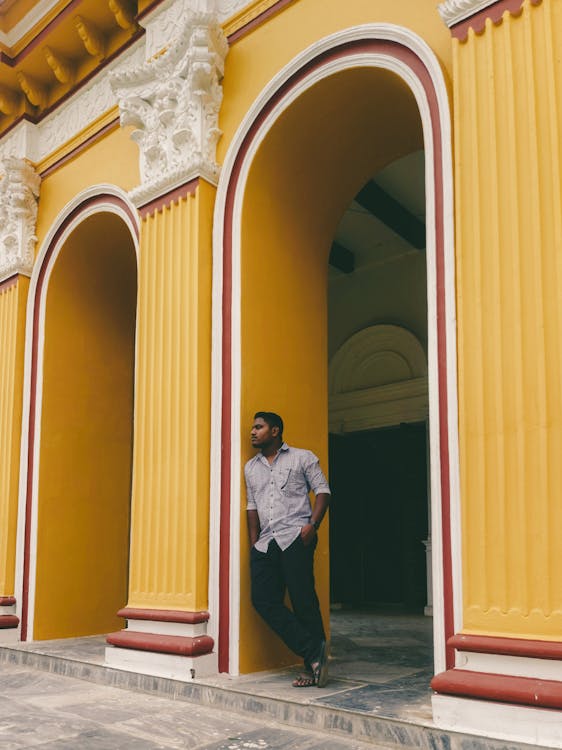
left=244, top=464, right=257, bottom=510
left=303, top=452, right=331, bottom=496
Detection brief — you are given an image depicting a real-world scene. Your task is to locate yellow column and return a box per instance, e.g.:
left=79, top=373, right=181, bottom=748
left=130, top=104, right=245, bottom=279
left=454, top=0, right=562, bottom=638
left=0, top=276, right=28, bottom=630
left=127, top=180, right=213, bottom=613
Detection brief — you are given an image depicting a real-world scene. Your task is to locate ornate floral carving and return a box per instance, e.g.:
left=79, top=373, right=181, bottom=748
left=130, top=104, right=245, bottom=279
left=438, top=0, right=498, bottom=26
left=0, top=157, right=40, bottom=280
left=111, top=4, right=228, bottom=205
left=218, top=0, right=251, bottom=20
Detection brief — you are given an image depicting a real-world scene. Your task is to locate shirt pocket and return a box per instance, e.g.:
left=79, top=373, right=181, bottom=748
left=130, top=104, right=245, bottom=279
left=277, top=468, right=307, bottom=495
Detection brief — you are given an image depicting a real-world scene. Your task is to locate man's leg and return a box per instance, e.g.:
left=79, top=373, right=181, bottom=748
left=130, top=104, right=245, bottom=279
left=282, top=535, right=326, bottom=666
left=250, top=540, right=317, bottom=660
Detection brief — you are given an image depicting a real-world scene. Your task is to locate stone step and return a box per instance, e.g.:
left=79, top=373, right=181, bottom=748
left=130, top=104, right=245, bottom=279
left=0, top=643, right=549, bottom=750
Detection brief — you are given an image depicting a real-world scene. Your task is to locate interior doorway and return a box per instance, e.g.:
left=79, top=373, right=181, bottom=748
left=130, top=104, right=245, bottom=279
left=329, top=423, right=428, bottom=612
left=327, top=150, right=432, bottom=680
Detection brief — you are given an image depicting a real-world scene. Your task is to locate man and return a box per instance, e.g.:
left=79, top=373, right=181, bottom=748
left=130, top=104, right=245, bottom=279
left=245, top=411, right=330, bottom=688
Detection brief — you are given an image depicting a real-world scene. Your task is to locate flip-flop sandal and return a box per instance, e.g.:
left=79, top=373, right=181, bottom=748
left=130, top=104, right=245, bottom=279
left=312, top=641, right=329, bottom=688
left=292, top=671, right=316, bottom=688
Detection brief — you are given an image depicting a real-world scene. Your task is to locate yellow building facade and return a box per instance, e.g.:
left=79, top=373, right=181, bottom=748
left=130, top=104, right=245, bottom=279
left=0, top=0, right=561, bottom=745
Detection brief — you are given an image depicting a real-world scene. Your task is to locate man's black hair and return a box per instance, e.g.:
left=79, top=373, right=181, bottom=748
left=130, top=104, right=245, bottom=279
left=254, top=411, right=284, bottom=438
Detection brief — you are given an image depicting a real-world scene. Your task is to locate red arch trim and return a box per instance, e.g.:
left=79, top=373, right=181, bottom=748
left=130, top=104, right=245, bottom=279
left=219, top=38, right=455, bottom=672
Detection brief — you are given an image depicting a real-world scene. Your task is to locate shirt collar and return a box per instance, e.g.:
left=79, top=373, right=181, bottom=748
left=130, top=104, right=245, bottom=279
left=255, top=442, right=289, bottom=463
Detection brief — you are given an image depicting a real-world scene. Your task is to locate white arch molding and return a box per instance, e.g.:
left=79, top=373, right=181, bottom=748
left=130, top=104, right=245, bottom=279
left=14, top=185, right=140, bottom=641
left=210, top=24, right=463, bottom=677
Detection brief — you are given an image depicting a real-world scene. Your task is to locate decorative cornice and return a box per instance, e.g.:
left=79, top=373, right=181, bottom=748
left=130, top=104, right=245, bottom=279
left=111, top=2, right=228, bottom=206
left=0, top=157, right=40, bottom=281
left=439, top=0, right=543, bottom=39
left=0, top=41, right=145, bottom=167
left=438, top=0, right=499, bottom=27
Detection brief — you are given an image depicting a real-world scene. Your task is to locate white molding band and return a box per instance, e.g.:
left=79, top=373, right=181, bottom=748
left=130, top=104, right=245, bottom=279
left=14, top=185, right=140, bottom=641
left=456, top=650, right=562, bottom=682
left=210, top=23, right=461, bottom=677
left=438, top=0, right=499, bottom=27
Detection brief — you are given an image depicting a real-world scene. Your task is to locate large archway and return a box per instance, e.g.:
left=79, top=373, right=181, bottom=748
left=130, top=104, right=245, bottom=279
left=212, top=25, right=461, bottom=677
left=15, top=189, right=139, bottom=641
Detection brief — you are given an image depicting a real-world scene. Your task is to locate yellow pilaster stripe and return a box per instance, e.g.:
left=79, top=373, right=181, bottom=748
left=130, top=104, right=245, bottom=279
left=455, top=0, right=562, bottom=638
left=127, top=182, right=213, bottom=612
left=0, top=277, right=28, bottom=596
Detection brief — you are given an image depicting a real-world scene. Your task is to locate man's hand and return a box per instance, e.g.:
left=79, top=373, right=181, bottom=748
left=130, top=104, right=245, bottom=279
left=247, top=509, right=260, bottom=547
left=300, top=523, right=317, bottom=546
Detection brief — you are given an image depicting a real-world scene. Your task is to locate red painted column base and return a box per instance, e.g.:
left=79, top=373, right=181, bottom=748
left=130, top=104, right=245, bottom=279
left=105, top=608, right=215, bottom=669
left=106, top=630, right=214, bottom=656
left=432, top=669, right=562, bottom=710
left=0, top=597, right=18, bottom=629
left=433, top=633, right=562, bottom=711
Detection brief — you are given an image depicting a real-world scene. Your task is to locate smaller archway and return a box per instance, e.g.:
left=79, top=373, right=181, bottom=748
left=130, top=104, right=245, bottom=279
left=16, top=189, right=139, bottom=641
left=329, top=324, right=428, bottom=434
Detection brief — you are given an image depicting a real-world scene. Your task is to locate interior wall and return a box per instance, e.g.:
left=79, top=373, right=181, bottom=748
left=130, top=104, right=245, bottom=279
left=239, top=65, right=423, bottom=672
left=34, top=212, right=136, bottom=639
left=329, top=252, right=428, bottom=360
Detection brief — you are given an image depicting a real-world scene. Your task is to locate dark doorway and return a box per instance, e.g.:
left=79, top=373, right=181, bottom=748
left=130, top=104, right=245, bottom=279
left=329, top=422, right=428, bottom=612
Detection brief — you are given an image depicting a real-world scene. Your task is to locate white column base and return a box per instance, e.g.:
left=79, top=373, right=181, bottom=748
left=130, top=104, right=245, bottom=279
left=0, top=627, right=20, bottom=643
left=105, top=644, right=218, bottom=681
left=433, top=693, right=562, bottom=749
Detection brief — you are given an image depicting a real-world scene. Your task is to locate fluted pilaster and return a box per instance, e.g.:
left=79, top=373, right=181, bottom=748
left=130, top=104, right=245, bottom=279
left=127, top=181, right=213, bottom=611
left=454, top=0, right=562, bottom=636
left=0, top=277, right=28, bottom=599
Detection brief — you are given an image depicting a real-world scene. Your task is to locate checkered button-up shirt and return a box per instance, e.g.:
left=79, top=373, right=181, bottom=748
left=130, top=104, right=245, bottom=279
left=244, top=442, right=331, bottom=552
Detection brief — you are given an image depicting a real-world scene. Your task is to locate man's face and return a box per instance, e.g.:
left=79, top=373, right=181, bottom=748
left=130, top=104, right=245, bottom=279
left=250, top=417, right=278, bottom=448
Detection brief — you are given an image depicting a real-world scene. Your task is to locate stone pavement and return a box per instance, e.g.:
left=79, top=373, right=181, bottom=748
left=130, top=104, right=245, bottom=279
left=0, top=612, right=551, bottom=750
left=0, top=661, right=382, bottom=749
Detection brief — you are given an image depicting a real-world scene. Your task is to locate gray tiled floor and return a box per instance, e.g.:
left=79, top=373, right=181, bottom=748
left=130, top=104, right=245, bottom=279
left=8, top=610, right=434, bottom=724
left=2, top=613, right=551, bottom=750
left=0, top=662, right=389, bottom=749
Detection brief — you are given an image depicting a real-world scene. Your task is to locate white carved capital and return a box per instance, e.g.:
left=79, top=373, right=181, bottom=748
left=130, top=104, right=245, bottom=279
left=0, top=157, right=41, bottom=281
left=438, top=0, right=498, bottom=27
left=111, top=3, right=228, bottom=206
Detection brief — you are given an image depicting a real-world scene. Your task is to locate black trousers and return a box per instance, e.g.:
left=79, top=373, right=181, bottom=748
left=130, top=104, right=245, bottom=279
left=250, top=535, right=325, bottom=665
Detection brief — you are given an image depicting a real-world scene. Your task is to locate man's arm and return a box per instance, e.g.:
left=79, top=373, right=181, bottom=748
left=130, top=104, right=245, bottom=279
left=301, top=492, right=330, bottom=545
left=247, top=509, right=261, bottom=547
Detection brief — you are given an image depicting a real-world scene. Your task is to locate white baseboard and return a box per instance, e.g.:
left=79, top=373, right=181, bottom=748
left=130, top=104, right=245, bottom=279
left=104, top=645, right=218, bottom=681
left=433, top=693, right=562, bottom=748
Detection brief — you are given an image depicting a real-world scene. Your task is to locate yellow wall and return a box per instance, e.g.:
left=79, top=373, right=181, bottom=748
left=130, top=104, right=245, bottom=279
left=218, top=0, right=452, bottom=163
left=454, top=0, right=562, bottom=639
left=35, top=124, right=139, bottom=253
left=239, top=66, right=423, bottom=672
left=34, top=213, right=136, bottom=639
left=126, top=181, right=213, bottom=612
left=0, top=276, right=28, bottom=596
